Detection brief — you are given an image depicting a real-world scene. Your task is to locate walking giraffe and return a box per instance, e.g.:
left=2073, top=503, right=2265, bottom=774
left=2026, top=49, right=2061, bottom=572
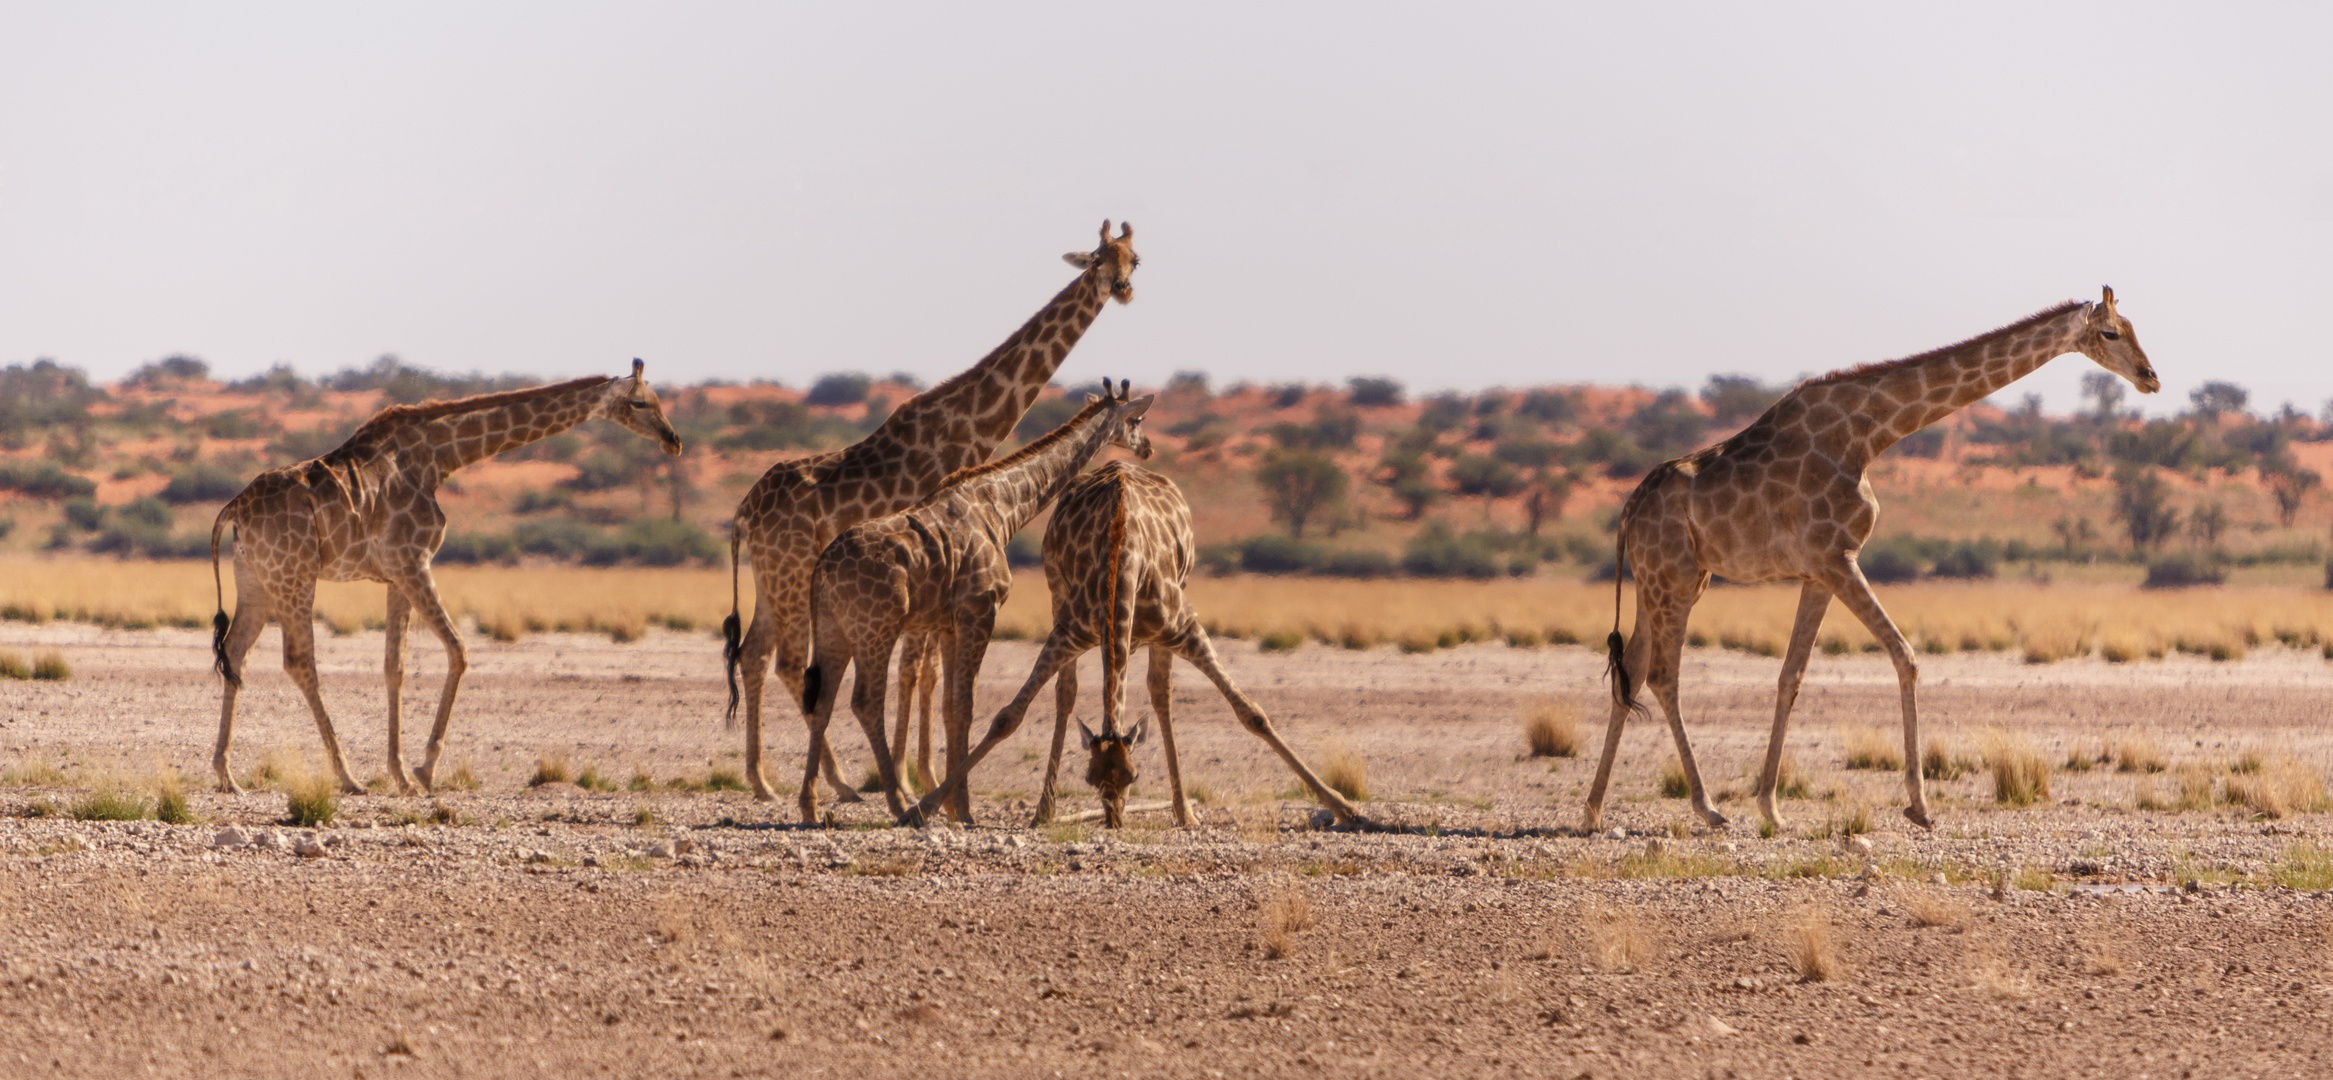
left=724, top=222, right=1139, bottom=806
left=797, top=381, right=1153, bottom=825
left=914, top=461, right=1369, bottom=829
left=1584, top=288, right=2158, bottom=832
left=207, top=363, right=683, bottom=795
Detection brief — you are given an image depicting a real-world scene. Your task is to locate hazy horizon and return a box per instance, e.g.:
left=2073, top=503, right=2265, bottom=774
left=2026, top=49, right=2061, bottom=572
left=4, top=4, right=2327, bottom=419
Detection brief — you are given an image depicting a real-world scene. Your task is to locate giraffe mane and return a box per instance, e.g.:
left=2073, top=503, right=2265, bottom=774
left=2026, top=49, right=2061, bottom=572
left=924, top=396, right=1111, bottom=494
left=1802, top=300, right=2087, bottom=387
left=322, top=376, right=616, bottom=461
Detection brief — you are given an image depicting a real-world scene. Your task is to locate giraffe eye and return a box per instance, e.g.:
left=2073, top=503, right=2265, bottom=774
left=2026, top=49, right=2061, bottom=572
left=2099, top=330, right=2120, bottom=341
left=628, top=399, right=648, bottom=407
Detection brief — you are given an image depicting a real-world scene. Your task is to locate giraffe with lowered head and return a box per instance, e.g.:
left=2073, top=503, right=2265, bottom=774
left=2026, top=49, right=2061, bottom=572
left=915, top=461, right=1370, bottom=829
left=207, top=362, right=683, bottom=795
left=797, top=381, right=1153, bottom=825
left=1584, top=288, right=2159, bottom=833
left=724, top=222, right=1140, bottom=806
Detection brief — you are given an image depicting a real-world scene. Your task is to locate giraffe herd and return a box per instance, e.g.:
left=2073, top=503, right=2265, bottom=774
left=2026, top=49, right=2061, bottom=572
left=197, top=221, right=2162, bottom=838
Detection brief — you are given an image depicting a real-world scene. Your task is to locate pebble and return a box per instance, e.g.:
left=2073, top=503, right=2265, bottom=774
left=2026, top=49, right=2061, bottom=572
left=525, top=850, right=553, bottom=864
left=1846, top=835, right=1875, bottom=855
left=647, top=842, right=674, bottom=860
left=293, top=837, right=327, bottom=859
left=212, top=827, right=249, bottom=849
left=252, top=830, right=284, bottom=852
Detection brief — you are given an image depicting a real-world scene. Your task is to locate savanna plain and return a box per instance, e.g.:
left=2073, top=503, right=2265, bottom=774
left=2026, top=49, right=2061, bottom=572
left=3, top=564, right=2332, bottom=1078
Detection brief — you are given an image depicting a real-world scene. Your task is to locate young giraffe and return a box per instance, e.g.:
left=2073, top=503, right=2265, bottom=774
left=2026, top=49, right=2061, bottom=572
left=724, top=222, right=1139, bottom=807
left=207, top=363, right=683, bottom=795
left=915, top=461, right=1370, bottom=829
left=1584, top=289, right=2158, bottom=833
left=797, top=382, right=1154, bottom=825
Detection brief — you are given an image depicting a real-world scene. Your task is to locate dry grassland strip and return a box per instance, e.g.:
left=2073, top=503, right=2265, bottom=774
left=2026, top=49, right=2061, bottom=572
left=7, top=556, right=2333, bottom=663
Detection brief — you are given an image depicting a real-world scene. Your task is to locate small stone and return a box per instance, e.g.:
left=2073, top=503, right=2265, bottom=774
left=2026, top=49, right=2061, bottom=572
left=580, top=855, right=600, bottom=868
left=1006, top=835, right=1028, bottom=848
left=1930, top=873, right=1947, bottom=886
left=293, top=837, right=327, bottom=859
left=1718, top=842, right=1738, bottom=854
left=671, top=836, right=695, bottom=856
left=212, top=827, right=249, bottom=849
left=252, top=830, right=284, bottom=852
left=647, top=842, right=674, bottom=860
left=1606, top=829, right=1626, bottom=841
left=1846, top=835, right=1875, bottom=856
left=1703, top=1015, right=1738, bottom=1037
left=677, top=854, right=704, bottom=869
left=525, top=850, right=553, bottom=865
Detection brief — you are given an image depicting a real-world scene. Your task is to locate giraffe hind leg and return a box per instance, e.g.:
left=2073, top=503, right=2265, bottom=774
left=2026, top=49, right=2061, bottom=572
left=211, top=583, right=273, bottom=794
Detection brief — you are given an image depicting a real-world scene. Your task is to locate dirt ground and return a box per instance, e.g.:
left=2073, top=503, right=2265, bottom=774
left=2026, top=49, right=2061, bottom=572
left=2, top=620, right=2331, bottom=1078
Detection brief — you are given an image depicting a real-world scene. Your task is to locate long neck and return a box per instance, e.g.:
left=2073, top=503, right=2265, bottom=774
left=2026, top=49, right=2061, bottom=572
left=943, top=415, right=1116, bottom=539
left=430, top=386, right=605, bottom=475
left=1812, top=304, right=2090, bottom=468
left=861, top=269, right=1109, bottom=475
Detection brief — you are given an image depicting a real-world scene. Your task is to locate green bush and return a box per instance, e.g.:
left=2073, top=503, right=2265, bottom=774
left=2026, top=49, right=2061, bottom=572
left=161, top=465, right=246, bottom=504
left=2143, top=552, right=2227, bottom=589
left=0, top=463, right=96, bottom=501
left=1318, top=549, right=1395, bottom=578
left=1239, top=535, right=1326, bottom=575
left=805, top=372, right=874, bottom=407
left=436, top=532, right=519, bottom=565
left=1401, top=526, right=1503, bottom=580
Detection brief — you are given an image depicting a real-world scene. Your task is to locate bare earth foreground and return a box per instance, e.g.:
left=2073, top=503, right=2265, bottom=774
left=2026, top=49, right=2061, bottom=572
left=2, top=621, right=2331, bottom=1079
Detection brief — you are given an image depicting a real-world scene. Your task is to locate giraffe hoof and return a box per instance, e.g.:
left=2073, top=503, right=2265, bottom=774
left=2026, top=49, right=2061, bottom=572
left=833, top=789, right=866, bottom=804
left=1902, top=806, right=1935, bottom=830
left=1697, top=809, right=1730, bottom=830
left=339, top=782, right=366, bottom=796
left=217, top=780, right=243, bottom=796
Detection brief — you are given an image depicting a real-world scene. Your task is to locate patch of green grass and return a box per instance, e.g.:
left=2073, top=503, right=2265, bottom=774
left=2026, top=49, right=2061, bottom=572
left=705, top=767, right=747, bottom=792
left=1046, top=821, right=1088, bottom=845
left=2014, top=865, right=2057, bottom=893
left=628, top=765, right=655, bottom=792
left=1763, top=854, right=1844, bottom=880
left=72, top=784, right=147, bottom=821
left=2271, top=844, right=2333, bottom=892
left=528, top=752, right=573, bottom=787
left=2, top=757, right=68, bottom=787
left=1257, top=630, right=1305, bottom=653
left=576, top=765, right=618, bottom=792
left=22, top=797, right=60, bottom=818
left=284, top=773, right=338, bottom=827
left=0, top=651, right=29, bottom=680
left=1657, top=758, right=1690, bottom=799
left=153, top=777, right=194, bottom=825
left=633, top=806, right=659, bottom=828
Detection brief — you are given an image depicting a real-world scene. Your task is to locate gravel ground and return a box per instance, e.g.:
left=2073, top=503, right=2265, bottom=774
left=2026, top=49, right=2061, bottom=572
left=2, top=621, right=2330, bottom=1077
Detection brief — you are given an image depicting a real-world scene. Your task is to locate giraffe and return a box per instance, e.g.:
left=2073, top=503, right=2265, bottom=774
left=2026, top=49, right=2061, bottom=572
left=796, top=381, right=1154, bottom=825
left=1582, top=288, right=2158, bottom=833
left=889, top=634, right=941, bottom=794
left=206, top=362, right=683, bottom=795
left=915, top=461, right=1371, bottom=829
left=723, top=221, right=1140, bottom=806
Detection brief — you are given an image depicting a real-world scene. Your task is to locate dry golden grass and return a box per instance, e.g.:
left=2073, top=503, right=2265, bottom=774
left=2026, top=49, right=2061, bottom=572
left=1657, top=756, right=1691, bottom=798
left=16, top=557, right=2333, bottom=658
left=1319, top=743, right=1368, bottom=802
left=1981, top=728, right=2051, bottom=807
left=1586, top=907, right=1654, bottom=973
left=1969, top=945, right=2033, bottom=1000
left=2222, top=754, right=2328, bottom=819
left=1523, top=698, right=1579, bottom=758
left=1901, top=889, right=1972, bottom=932
left=529, top=751, right=574, bottom=787
left=1788, top=907, right=1840, bottom=983
left=1843, top=726, right=1903, bottom=772
left=1258, top=883, right=1316, bottom=960
left=2115, top=733, right=2168, bottom=774
left=1921, top=738, right=1975, bottom=781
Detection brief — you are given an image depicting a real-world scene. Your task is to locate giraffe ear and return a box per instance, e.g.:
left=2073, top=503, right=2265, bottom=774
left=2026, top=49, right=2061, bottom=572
left=1125, top=718, right=1148, bottom=746
left=1063, top=251, right=1096, bottom=269
left=2100, top=285, right=2117, bottom=313
left=1083, top=392, right=1101, bottom=405
left=1123, top=394, right=1155, bottom=419
left=1078, top=718, right=1099, bottom=751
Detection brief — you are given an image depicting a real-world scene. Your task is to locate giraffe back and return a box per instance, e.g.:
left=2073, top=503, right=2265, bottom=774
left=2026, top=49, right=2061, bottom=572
left=1042, top=462, right=1194, bottom=648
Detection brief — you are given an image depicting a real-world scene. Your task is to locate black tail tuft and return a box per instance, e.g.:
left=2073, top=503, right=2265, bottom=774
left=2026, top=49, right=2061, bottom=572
left=1604, top=630, right=1644, bottom=716
left=212, top=610, right=239, bottom=688
left=801, top=666, right=822, bottom=715
left=721, top=612, right=742, bottom=720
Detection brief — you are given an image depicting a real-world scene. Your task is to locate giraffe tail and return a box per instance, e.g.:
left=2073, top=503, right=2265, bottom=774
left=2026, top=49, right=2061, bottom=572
left=209, top=500, right=241, bottom=689
left=801, top=665, right=822, bottom=717
left=1604, top=499, right=1648, bottom=719
left=722, top=520, right=743, bottom=726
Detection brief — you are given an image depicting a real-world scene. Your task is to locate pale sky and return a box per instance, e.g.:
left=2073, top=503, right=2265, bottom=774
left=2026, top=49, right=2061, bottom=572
left=3, top=3, right=2328, bottom=418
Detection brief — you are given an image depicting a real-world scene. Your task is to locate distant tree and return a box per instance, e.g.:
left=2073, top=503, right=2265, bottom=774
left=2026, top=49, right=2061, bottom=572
left=1522, top=468, right=1575, bottom=537
left=1255, top=450, right=1348, bottom=539
left=2186, top=381, right=2249, bottom=422
left=885, top=370, right=926, bottom=392
left=805, top=372, right=874, bottom=407
left=1346, top=376, right=1405, bottom=408
left=2187, top=500, right=2227, bottom=547
left=2081, top=370, right=2126, bottom=420
left=1516, top=388, right=1582, bottom=426
left=1624, top=388, right=1707, bottom=456
left=1013, top=395, right=1083, bottom=442
left=1375, top=451, right=1440, bottom=520
left=2111, top=464, right=2181, bottom=551
left=1417, top=393, right=1468, bottom=434
left=1267, top=406, right=1358, bottom=451
left=1700, top=374, right=1781, bottom=426
left=128, top=355, right=209, bottom=387
left=2051, top=515, right=2097, bottom=555
left=1269, top=384, right=1307, bottom=409
left=2266, top=465, right=2322, bottom=527
left=1448, top=454, right=1524, bottom=515
left=1165, top=370, right=1211, bottom=401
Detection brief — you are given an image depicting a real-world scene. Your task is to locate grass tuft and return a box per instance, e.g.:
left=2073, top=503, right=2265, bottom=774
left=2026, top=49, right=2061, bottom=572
left=1789, top=907, right=1840, bottom=983
left=2272, top=843, right=2333, bottom=891
left=1843, top=727, right=1903, bottom=772
left=30, top=651, right=68, bottom=680
left=1922, top=739, right=1975, bottom=781
left=1320, top=744, right=1368, bottom=802
left=2114, top=734, right=2167, bottom=774
left=1587, top=907, right=1654, bottom=973
left=153, top=774, right=194, bottom=825
left=283, top=771, right=339, bottom=827
left=0, top=650, right=28, bottom=680
left=71, top=782, right=148, bottom=821
left=1258, top=884, right=1316, bottom=959
left=1980, top=729, right=2050, bottom=807
left=1523, top=698, right=1578, bottom=758
left=529, top=752, right=574, bottom=787
left=1657, top=757, right=1690, bottom=799
left=1902, top=889, right=1972, bottom=932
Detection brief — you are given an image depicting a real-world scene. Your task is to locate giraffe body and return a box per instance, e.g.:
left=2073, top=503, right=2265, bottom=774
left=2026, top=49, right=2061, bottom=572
left=207, top=364, right=683, bottom=795
left=1582, top=290, right=2159, bottom=833
left=724, top=223, right=1139, bottom=805
left=918, top=462, right=1370, bottom=828
left=798, top=383, right=1155, bottom=826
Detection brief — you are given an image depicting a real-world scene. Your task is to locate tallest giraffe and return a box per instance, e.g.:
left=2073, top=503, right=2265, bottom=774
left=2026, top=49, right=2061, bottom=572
left=725, top=221, right=1139, bottom=801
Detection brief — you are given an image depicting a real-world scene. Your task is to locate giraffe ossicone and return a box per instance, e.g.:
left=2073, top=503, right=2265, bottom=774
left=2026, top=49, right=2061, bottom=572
left=207, top=363, right=683, bottom=796
left=1582, top=287, right=2157, bottom=834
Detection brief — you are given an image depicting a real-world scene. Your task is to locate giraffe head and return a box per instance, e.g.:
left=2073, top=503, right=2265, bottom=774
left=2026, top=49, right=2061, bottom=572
left=596, top=359, right=686, bottom=456
left=1086, top=378, right=1156, bottom=460
left=1079, top=717, right=1148, bottom=828
left=2075, top=286, right=2160, bottom=395
left=1062, top=221, right=1139, bottom=304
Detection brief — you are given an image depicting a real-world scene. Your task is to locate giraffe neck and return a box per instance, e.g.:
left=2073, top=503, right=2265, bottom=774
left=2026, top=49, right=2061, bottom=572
left=861, top=270, right=1110, bottom=476
left=1821, top=303, right=2091, bottom=467
left=430, top=383, right=607, bottom=475
left=938, top=407, right=1117, bottom=540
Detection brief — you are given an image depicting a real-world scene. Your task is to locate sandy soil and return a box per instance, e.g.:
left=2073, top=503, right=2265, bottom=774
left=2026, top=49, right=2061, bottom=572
left=2, top=621, right=2331, bottom=1078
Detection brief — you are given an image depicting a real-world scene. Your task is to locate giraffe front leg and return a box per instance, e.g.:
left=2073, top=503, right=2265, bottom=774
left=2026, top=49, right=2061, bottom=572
left=382, top=588, right=416, bottom=796
left=211, top=585, right=272, bottom=794
left=399, top=573, right=469, bottom=795
left=1146, top=645, right=1192, bottom=828
left=275, top=591, right=365, bottom=795
left=1826, top=567, right=1932, bottom=829
left=1756, top=583, right=1831, bottom=833
left=1169, top=630, right=1373, bottom=828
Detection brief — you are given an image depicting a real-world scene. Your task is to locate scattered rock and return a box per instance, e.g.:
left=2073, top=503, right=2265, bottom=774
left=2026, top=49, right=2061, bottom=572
left=1702, top=1015, right=1738, bottom=1037
left=525, top=850, right=553, bottom=865
left=671, top=836, right=694, bottom=856
left=1845, top=835, right=1875, bottom=856
left=252, top=830, right=284, bottom=852
left=293, top=837, right=327, bottom=859
left=580, top=855, right=600, bottom=868
left=212, top=827, right=248, bottom=849
left=647, top=842, right=674, bottom=860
